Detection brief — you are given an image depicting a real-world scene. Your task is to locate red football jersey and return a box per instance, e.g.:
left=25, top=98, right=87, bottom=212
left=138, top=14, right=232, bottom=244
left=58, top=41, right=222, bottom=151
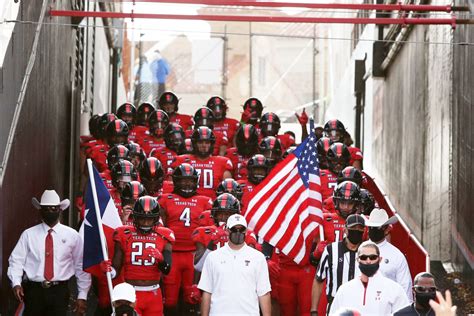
left=191, top=225, right=259, bottom=250
left=100, top=170, right=114, bottom=191
left=138, top=134, right=166, bottom=156
left=322, top=212, right=346, bottom=243
left=320, top=170, right=338, bottom=201
left=348, top=146, right=363, bottom=165
left=113, top=225, right=175, bottom=281
left=277, top=134, right=296, bottom=150
left=150, top=147, right=178, bottom=176
left=172, top=154, right=233, bottom=198
left=213, top=118, right=240, bottom=146
left=128, top=125, right=148, bottom=143
left=170, top=113, right=193, bottom=131
left=159, top=193, right=213, bottom=251
left=225, top=147, right=251, bottom=181
left=88, top=144, right=110, bottom=172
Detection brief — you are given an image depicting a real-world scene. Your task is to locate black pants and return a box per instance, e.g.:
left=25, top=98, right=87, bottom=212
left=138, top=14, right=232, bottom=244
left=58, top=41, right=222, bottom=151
left=23, top=282, right=70, bottom=316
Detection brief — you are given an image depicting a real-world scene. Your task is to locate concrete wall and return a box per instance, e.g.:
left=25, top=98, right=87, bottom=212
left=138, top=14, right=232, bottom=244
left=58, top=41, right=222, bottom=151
left=0, top=1, right=75, bottom=313
left=324, top=21, right=453, bottom=261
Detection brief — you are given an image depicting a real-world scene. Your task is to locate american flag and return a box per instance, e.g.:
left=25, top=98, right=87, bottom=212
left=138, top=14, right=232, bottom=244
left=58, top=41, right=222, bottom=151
left=245, top=133, right=323, bottom=264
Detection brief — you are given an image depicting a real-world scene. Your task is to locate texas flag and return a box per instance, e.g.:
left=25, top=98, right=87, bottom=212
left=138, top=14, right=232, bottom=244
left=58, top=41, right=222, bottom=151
left=80, top=160, right=122, bottom=276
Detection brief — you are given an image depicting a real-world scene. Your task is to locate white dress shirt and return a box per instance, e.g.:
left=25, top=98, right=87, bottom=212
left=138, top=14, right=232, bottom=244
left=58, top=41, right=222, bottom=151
left=330, top=271, right=409, bottom=315
left=198, top=243, right=271, bottom=316
left=8, top=222, right=91, bottom=300
left=376, top=239, right=413, bottom=302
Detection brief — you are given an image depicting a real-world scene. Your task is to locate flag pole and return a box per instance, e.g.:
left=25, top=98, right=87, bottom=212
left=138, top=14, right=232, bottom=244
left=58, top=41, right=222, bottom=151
left=87, top=159, right=115, bottom=310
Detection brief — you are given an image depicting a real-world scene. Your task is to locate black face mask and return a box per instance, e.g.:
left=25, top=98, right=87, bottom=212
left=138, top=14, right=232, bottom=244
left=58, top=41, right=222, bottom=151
left=369, top=227, right=385, bottom=243
left=41, top=210, right=60, bottom=226
left=347, top=230, right=364, bottom=244
left=229, top=231, right=245, bottom=245
left=416, top=292, right=436, bottom=310
left=359, top=262, right=379, bottom=277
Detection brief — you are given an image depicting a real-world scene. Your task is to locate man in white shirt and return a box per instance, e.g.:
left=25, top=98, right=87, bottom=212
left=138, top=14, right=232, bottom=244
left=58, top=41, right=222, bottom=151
left=7, top=190, right=91, bottom=315
left=365, top=208, right=413, bottom=301
left=198, top=214, right=272, bottom=316
left=330, top=241, right=409, bottom=315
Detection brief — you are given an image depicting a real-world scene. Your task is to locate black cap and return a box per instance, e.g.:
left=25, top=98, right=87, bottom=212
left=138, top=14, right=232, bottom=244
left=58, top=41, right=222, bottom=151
left=345, top=214, right=365, bottom=228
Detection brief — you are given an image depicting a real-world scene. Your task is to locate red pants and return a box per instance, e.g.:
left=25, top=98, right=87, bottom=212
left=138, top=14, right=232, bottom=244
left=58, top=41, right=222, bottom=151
left=278, top=264, right=316, bottom=316
left=135, top=287, right=163, bottom=316
left=162, top=251, right=195, bottom=307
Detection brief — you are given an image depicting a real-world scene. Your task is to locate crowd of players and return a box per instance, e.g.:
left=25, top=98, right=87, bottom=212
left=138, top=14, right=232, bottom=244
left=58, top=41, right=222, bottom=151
left=78, top=91, right=372, bottom=315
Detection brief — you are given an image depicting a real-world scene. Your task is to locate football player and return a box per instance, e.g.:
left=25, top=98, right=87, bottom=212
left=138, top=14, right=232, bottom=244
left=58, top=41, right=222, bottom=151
left=172, top=126, right=233, bottom=199
left=191, top=107, right=228, bottom=156
left=159, top=163, right=213, bottom=315
left=101, top=196, right=175, bottom=316
left=150, top=123, right=185, bottom=176
left=158, top=92, right=193, bottom=130
left=206, top=96, right=240, bottom=145
left=259, top=112, right=295, bottom=150
left=225, top=124, right=260, bottom=181
left=323, top=119, right=363, bottom=169
left=139, top=110, right=169, bottom=155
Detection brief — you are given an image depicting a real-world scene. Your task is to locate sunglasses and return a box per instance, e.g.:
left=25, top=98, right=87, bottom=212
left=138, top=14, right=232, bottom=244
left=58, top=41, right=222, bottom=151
left=413, top=285, right=437, bottom=293
left=359, top=254, right=379, bottom=261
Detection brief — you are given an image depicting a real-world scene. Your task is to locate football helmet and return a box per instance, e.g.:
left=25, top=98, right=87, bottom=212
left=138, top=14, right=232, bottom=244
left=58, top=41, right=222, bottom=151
left=191, top=126, right=215, bottom=158
left=206, top=96, right=226, bottom=120
left=247, top=154, right=271, bottom=185
left=216, top=179, right=243, bottom=201
left=133, top=196, right=160, bottom=234
left=260, top=112, right=281, bottom=137
left=136, top=102, right=155, bottom=126
left=172, top=163, right=199, bottom=198
left=333, top=181, right=361, bottom=219
left=235, top=124, right=259, bottom=157
left=211, top=193, right=241, bottom=226
left=327, top=142, right=351, bottom=174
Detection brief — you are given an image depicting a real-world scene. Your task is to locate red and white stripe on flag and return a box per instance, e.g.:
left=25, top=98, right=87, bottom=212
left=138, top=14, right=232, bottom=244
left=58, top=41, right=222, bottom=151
left=245, top=135, right=323, bottom=265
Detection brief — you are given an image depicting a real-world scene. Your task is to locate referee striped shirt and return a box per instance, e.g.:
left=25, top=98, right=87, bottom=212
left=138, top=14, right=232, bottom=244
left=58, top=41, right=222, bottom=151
left=316, top=239, right=359, bottom=300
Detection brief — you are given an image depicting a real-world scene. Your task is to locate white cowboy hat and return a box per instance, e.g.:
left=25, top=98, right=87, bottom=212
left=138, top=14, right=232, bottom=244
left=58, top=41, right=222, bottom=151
left=365, top=208, right=398, bottom=227
left=32, top=190, right=70, bottom=210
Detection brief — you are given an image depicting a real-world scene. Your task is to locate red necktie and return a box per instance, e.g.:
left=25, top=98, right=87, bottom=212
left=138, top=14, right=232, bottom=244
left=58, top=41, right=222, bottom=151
left=44, top=229, right=54, bottom=281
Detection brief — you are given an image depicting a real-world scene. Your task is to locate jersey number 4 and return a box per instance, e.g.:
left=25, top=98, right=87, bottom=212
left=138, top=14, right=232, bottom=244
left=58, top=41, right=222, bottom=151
left=179, top=207, right=191, bottom=227
left=131, top=242, right=156, bottom=266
